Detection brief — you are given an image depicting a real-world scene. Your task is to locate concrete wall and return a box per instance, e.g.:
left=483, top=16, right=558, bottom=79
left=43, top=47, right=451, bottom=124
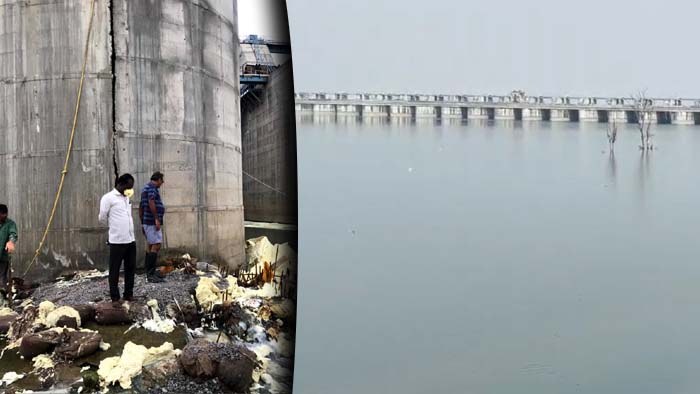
left=241, top=61, right=297, bottom=224
left=0, top=0, right=243, bottom=280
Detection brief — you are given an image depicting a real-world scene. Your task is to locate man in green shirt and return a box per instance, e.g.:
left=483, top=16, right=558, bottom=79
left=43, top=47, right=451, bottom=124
left=0, top=204, right=18, bottom=295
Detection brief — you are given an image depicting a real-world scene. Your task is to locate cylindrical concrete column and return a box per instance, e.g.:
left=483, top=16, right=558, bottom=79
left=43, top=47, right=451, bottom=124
left=113, top=0, right=243, bottom=270
left=0, top=1, right=113, bottom=278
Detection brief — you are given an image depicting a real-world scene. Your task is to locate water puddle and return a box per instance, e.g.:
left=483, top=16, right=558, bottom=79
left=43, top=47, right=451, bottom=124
left=0, top=323, right=187, bottom=392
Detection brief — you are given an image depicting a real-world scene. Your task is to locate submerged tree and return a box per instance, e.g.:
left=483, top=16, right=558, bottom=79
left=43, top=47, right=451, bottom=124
left=632, top=91, right=654, bottom=150
left=606, top=120, right=618, bottom=152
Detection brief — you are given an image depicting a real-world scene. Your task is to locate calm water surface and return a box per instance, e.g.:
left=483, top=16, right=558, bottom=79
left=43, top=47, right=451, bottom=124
left=294, top=118, right=700, bottom=394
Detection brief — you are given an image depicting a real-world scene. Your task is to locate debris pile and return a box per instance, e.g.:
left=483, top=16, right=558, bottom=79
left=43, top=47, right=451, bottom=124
left=0, top=236, right=296, bottom=393
left=98, top=341, right=180, bottom=389
left=237, top=236, right=298, bottom=299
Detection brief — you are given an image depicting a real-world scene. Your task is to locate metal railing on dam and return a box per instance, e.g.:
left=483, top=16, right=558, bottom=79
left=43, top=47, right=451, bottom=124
left=294, top=92, right=700, bottom=125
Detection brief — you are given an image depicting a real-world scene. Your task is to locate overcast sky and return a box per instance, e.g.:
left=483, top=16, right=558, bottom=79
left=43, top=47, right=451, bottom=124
left=286, top=0, right=700, bottom=97
left=238, top=0, right=290, bottom=41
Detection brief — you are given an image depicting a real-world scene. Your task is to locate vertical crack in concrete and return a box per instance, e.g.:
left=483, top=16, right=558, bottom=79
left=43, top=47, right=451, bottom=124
left=109, top=0, right=119, bottom=181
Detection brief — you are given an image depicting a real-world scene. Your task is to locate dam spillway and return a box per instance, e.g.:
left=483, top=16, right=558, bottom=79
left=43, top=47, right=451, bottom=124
left=295, top=92, right=700, bottom=125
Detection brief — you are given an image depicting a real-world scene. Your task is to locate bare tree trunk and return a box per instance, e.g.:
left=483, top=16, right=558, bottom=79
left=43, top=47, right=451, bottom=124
left=645, top=121, right=653, bottom=150
left=633, top=91, right=653, bottom=151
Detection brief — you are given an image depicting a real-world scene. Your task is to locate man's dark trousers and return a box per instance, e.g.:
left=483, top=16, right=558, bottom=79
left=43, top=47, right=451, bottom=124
left=0, top=255, right=9, bottom=293
left=109, top=242, right=136, bottom=301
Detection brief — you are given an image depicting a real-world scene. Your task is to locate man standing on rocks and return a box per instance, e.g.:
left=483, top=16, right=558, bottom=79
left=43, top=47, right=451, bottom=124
left=99, top=174, right=137, bottom=302
left=0, top=204, right=17, bottom=298
left=139, top=171, right=166, bottom=283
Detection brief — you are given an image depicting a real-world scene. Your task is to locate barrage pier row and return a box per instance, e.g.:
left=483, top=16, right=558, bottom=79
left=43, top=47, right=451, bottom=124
left=295, top=92, right=700, bottom=125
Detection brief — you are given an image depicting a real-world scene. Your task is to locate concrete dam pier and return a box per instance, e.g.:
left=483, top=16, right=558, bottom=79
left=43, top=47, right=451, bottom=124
left=0, top=0, right=243, bottom=279
left=296, top=92, right=700, bottom=125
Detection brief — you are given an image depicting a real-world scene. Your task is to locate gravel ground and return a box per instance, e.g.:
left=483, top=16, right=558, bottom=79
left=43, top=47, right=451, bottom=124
left=20, top=267, right=295, bottom=394
left=30, top=270, right=201, bottom=308
left=146, top=373, right=234, bottom=394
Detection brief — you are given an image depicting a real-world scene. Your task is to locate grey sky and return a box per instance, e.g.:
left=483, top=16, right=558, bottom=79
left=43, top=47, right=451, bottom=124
left=238, top=0, right=290, bottom=41
left=287, top=0, right=700, bottom=97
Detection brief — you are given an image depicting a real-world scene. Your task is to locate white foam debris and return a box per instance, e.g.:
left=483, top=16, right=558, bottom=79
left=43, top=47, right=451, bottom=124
left=99, top=341, right=111, bottom=351
left=32, top=354, right=54, bottom=370
left=45, top=306, right=82, bottom=328
left=141, top=319, right=176, bottom=334
left=0, top=307, right=15, bottom=316
left=225, top=275, right=246, bottom=299
left=33, top=301, right=82, bottom=328
left=244, top=237, right=297, bottom=275
left=195, top=277, right=222, bottom=309
left=136, top=300, right=177, bottom=334
left=252, top=283, right=277, bottom=299
left=1, top=371, right=25, bottom=385
left=98, top=341, right=180, bottom=389
left=241, top=298, right=263, bottom=309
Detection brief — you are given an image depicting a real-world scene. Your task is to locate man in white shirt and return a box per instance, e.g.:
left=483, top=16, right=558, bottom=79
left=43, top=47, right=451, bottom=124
left=99, top=173, right=136, bottom=302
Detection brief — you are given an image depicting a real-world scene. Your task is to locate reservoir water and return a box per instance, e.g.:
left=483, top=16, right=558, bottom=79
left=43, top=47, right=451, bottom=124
left=294, top=118, right=700, bottom=394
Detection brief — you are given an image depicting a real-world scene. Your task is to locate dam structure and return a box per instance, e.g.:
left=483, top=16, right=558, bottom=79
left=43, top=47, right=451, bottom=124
left=0, top=0, right=243, bottom=279
left=295, top=92, right=700, bottom=125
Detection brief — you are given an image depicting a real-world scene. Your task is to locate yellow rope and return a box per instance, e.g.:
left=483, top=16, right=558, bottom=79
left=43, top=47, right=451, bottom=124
left=24, top=0, right=97, bottom=277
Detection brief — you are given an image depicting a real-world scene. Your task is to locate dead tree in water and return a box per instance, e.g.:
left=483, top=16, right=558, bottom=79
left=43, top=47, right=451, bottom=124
left=632, top=91, right=654, bottom=150
left=606, top=120, right=618, bottom=152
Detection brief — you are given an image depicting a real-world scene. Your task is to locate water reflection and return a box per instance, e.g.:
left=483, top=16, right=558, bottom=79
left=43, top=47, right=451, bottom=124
left=296, top=121, right=700, bottom=394
left=361, top=116, right=390, bottom=126
left=389, top=116, right=413, bottom=126
left=607, top=150, right=617, bottom=187
left=441, top=118, right=465, bottom=126
left=636, top=150, right=653, bottom=207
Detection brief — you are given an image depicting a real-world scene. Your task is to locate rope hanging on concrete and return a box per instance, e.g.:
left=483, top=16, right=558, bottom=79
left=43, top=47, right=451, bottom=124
left=242, top=170, right=289, bottom=198
left=24, top=0, right=97, bottom=277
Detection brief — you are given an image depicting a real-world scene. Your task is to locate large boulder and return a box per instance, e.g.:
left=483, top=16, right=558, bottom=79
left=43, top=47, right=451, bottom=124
left=179, top=339, right=218, bottom=379
left=54, top=315, right=78, bottom=329
left=0, top=311, right=19, bottom=335
left=19, top=328, right=102, bottom=359
left=54, top=330, right=102, bottom=359
left=141, top=357, right=183, bottom=388
left=216, top=346, right=257, bottom=392
left=19, top=330, right=63, bottom=358
left=95, top=302, right=131, bottom=325
left=179, top=339, right=257, bottom=391
left=94, top=301, right=148, bottom=325
left=73, top=304, right=96, bottom=324
left=9, top=305, right=42, bottom=340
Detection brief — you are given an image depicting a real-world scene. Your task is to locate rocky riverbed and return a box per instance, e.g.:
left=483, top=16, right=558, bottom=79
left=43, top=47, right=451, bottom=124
left=0, top=237, right=296, bottom=394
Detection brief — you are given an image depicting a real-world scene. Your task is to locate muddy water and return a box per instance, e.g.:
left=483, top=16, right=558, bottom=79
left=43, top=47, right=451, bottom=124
left=0, top=323, right=187, bottom=392
left=296, top=120, right=700, bottom=394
